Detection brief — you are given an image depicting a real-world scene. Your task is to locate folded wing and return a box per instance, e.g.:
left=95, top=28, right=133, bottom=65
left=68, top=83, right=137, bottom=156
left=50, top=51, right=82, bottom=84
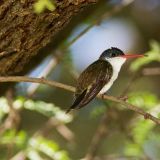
left=66, top=60, right=113, bottom=113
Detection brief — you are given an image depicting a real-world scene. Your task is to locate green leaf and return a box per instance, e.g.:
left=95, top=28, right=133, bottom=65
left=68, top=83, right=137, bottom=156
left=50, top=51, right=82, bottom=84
left=24, top=99, right=72, bottom=123
left=133, top=120, right=154, bottom=145
left=0, top=96, right=25, bottom=122
left=130, top=40, right=160, bottom=71
left=124, top=120, right=154, bottom=157
left=124, top=143, right=141, bottom=157
left=0, top=129, right=16, bottom=144
left=29, top=136, right=70, bottom=160
left=13, top=96, right=25, bottom=109
left=124, top=109, right=156, bottom=157
left=0, top=96, right=73, bottom=123
left=0, top=97, right=9, bottom=121
left=34, top=0, right=56, bottom=14
left=124, top=91, right=159, bottom=157
left=15, top=130, right=28, bottom=148
left=128, top=92, right=159, bottom=109
left=29, top=136, right=59, bottom=151
left=27, top=149, right=43, bottom=160
left=1, top=130, right=27, bottom=148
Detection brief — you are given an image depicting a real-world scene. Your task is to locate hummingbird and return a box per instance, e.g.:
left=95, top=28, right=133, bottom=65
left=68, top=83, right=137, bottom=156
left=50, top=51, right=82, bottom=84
left=66, top=47, right=145, bottom=113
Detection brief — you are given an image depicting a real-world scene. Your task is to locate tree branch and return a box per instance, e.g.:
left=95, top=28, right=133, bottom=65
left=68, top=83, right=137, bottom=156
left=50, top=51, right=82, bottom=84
left=0, top=76, right=160, bottom=125
left=142, top=67, right=160, bottom=76
left=84, top=110, right=111, bottom=160
left=0, top=76, right=75, bottom=92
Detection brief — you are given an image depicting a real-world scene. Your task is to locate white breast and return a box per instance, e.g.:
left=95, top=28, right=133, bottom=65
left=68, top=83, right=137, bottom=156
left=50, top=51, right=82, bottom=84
left=100, top=57, right=126, bottom=94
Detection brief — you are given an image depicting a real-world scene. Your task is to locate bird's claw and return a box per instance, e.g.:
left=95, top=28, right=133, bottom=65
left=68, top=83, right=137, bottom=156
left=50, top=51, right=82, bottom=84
left=118, top=95, right=128, bottom=101
left=101, top=94, right=105, bottom=99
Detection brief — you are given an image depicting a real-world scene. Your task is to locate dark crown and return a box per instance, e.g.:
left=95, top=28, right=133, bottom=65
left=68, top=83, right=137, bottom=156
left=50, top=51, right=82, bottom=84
left=99, top=47, right=124, bottom=59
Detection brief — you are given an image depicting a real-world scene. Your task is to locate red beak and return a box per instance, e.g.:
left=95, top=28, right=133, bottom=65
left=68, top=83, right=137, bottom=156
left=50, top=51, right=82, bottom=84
left=119, top=54, right=146, bottom=59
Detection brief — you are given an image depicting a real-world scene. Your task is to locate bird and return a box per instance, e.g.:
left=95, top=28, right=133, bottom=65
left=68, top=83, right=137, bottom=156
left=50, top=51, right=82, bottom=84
left=66, top=47, right=145, bottom=113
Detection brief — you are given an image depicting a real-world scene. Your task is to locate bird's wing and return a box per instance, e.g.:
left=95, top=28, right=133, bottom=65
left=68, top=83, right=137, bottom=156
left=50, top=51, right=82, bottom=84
left=66, top=60, right=113, bottom=113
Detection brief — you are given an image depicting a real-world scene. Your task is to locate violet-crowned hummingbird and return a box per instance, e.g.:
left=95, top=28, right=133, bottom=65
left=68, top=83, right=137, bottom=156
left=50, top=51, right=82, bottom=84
left=66, top=47, right=145, bottom=113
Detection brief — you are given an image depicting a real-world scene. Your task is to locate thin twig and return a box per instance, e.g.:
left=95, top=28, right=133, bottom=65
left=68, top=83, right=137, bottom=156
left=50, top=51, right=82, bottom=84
left=0, top=76, right=160, bottom=125
left=0, top=89, right=20, bottom=135
left=142, top=67, right=160, bottom=76
left=0, top=76, right=75, bottom=92
left=10, top=151, right=26, bottom=160
left=120, top=72, right=139, bottom=96
left=34, top=117, right=75, bottom=142
left=63, top=0, right=135, bottom=50
left=84, top=110, right=114, bottom=160
left=27, top=54, right=60, bottom=96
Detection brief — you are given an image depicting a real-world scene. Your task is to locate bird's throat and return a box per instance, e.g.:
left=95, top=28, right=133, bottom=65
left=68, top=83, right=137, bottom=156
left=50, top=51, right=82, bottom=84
left=107, top=57, right=126, bottom=71
left=100, top=57, right=126, bottom=94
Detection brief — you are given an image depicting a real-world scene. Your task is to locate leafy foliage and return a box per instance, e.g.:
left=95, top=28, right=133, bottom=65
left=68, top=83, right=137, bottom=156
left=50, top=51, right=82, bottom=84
left=128, top=92, right=159, bottom=110
left=1, top=129, right=27, bottom=148
left=130, top=41, right=160, bottom=71
left=0, top=97, right=72, bottom=123
left=23, top=99, right=72, bottom=123
left=34, top=0, right=56, bottom=14
left=124, top=91, right=160, bottom=158
left=28, top=136, right=70, bottom=160
left=0, top=129, right=70, bottom=160
left=0, top=97, right=72, bottom=159
left=124, top=119, right=156, bottom=158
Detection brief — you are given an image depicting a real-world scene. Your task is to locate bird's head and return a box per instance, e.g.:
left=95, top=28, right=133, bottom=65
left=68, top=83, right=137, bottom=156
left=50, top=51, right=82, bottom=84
left=99, top=47, right=145, bottom=68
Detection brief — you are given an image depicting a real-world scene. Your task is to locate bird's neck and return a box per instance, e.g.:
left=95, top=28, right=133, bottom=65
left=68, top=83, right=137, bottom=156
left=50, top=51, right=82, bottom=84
left=99, top=57, right=126, bottom=94
left=107, top=57, right=126, bottom=72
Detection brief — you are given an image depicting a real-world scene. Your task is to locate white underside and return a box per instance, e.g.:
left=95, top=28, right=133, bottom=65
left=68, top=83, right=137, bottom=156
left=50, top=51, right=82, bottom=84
left=100, top=57, right=126, bottom=94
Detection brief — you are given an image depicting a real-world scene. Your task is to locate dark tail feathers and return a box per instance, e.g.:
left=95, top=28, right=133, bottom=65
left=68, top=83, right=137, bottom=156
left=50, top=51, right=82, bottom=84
left=65, top=89, right=87, bottom=114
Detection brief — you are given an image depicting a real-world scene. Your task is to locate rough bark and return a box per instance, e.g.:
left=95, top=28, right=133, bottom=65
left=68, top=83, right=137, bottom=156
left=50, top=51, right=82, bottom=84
left=0, top=0, right=97, bottom=76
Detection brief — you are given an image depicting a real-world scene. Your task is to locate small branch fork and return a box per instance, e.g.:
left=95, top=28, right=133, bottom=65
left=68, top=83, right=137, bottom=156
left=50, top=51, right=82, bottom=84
left=0, top=76, right=160, bottom=125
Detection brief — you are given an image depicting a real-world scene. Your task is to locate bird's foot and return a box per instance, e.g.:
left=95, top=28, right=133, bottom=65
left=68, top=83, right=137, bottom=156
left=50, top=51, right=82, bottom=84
left=144, top=113, right=151, bottom=119
left=100, top=94, right=106, bottom=99
left=118, top=95, right=128, bottom=101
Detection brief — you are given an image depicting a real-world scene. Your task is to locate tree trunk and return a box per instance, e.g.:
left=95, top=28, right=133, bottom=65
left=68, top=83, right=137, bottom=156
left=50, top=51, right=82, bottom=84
left=0, top=0, right=97, bottom=76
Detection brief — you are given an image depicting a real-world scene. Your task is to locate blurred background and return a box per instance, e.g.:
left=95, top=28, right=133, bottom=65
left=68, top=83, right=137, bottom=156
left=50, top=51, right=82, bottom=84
left=0, top=0, right=160, bottom=159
